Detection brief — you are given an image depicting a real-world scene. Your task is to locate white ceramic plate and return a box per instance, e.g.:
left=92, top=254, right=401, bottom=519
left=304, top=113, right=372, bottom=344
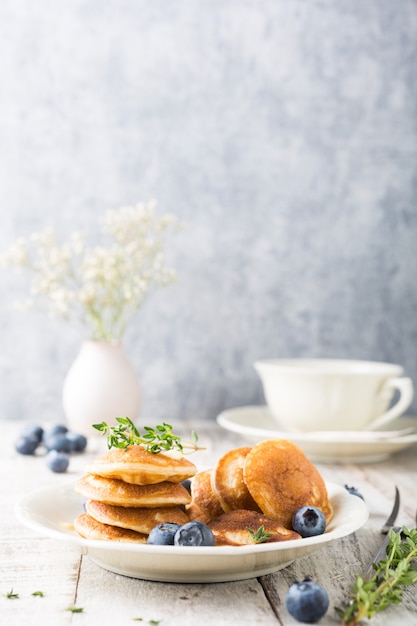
left=16, top=481, right=367, bottom=583
left=217, top=406, right=417, bottom=463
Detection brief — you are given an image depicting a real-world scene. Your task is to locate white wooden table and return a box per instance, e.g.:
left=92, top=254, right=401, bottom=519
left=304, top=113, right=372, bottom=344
left=1, top=419, right=417, bottom=626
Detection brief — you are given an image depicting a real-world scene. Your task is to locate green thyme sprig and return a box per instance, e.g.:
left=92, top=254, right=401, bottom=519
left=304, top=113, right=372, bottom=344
left=337, top=527, right=417, bottom=625
left=93, top=417, right=203, bottom=454
left=247, top=525, right=273, bottom=544
left=66, top=605, right=84, bottom=613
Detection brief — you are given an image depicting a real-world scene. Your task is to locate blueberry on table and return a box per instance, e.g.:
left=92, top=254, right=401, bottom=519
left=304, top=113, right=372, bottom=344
left=148, top=523, right=181, bottom=545
left=43, top=433, right=72, bottom=453
left=285, top=577, right=329, bottom=623
left=15, top=435, right=40, bottom=456
left=174, top=521, right=215, bottom=547
left=20, top=424, right=44, bottom=443
left=292, top=506, right=326, bottom=538
left=45, top=450, right=70, bottom=473
left=66, top=432, right=88, bottom=452
left=44, top=424, right=68, bottom=437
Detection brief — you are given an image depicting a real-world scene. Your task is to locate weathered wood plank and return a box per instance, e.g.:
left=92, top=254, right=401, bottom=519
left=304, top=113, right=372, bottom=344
left=74, top=557, right=279, bottom=626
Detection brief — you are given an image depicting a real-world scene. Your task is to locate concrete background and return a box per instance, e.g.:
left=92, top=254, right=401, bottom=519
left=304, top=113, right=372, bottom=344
left=1, top=0, right=417, bottom=425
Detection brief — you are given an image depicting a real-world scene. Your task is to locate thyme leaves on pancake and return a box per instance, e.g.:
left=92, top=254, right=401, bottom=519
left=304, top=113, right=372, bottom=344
left=337, top=527, right=417, bottom=625
left=93, top=417, right=203, bottom=454
left=247, top=525, right=273, bottom=544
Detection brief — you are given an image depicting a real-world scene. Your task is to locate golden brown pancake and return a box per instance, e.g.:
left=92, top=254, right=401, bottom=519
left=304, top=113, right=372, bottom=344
left=185, top=501, right=211, bottom=524
left=208, top=510, right=302, bottom=546
left=189, top=469, right=224, bottom=521
left=85, top=499, right=189, bottom=534
left=85, top=445, right=197, bottom=485
left=75, top=474, right=191, bottom=508
left=212, top=447, right=260, bottom=513
left=73, top=513, right=148, bottom=542
left=243, top=439, right=332, bottom=529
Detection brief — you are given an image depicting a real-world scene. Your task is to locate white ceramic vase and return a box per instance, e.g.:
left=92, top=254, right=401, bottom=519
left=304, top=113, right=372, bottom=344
left=62, top=341, right=141, bottom=436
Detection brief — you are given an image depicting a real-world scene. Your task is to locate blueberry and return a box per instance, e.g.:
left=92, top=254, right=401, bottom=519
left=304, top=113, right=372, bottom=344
left=15, top=435, right=40, bottom=455
left=344, top=485, right=364, bottom=500
left=45, top=450, right=70, bottom=473
left=292, top=506, right=326, bottom=538
left=285, top=577, right=329, bottom=623
left=43, top=433, right=72, bottom=453
left=181, top=479, right=192, bottom=494
left=148, top=523, right=181, bottom=545
left=66, top=432, right=88, bottom=452
left=20, top=424, right=44, bottom=443
left=45, top=424, right=68, bottom=437
left=174, top=521, right=215, bottom=547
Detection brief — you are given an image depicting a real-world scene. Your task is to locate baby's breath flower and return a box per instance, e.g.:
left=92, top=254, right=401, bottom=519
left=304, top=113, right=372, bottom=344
left=1, top=201, right=180, bottom=341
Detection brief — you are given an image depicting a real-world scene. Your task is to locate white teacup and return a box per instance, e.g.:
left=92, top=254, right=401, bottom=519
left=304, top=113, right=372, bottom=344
left=254, top=358, right=414, bottom=432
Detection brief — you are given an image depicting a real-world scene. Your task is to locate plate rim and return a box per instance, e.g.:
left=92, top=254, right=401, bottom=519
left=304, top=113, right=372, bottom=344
left=16, top=479, right=368, bottom=557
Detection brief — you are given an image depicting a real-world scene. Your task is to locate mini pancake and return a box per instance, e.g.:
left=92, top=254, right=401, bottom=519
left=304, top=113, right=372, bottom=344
left=75, top=474, right=191, bottom=508
left=185, top=501, right=211, bottom=524
left=208, top=510, right=302, bottom=546
left=190, top=469, right=224, bottom=521
left=74, top=513, right=148, bottom=542
left=212, top=447, right=260, bottom=512
left=243, top=439, right=333, bottom=529
left=85, top=445, right=197, bottom=485
left=85, top=499, right=189, bottom=534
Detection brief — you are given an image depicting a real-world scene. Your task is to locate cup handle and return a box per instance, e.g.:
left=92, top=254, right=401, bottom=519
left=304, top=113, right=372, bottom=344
left=367, top=376, right=414, bottom=430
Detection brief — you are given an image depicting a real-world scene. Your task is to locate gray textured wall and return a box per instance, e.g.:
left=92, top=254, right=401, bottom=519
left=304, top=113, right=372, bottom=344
left=1, top=0, right=417, bottom=425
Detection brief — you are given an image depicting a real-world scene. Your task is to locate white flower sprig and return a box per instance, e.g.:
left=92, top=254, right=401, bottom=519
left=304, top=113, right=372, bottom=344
left=0, top=201, right=180, bottom=341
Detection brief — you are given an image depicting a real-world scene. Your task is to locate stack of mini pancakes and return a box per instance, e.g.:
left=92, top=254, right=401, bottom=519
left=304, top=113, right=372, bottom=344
left=187, top=439, right=333, bottom=545
left=73, top=438, right=333, bottom=547
left=74, top=445, right=197, bottom=542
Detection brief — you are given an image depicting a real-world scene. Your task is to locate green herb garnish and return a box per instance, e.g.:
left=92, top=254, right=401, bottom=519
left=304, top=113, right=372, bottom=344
left=93, top=417, right=203, bottom=454
left=337, top=526, right=417, bottom=625
left=247, top=525, right=273, bottom=544
left=32, top=591, right=45, bottom=597
left=66, top=605, right=84, bottom=613
left=3, top=588, right=19, bottom=599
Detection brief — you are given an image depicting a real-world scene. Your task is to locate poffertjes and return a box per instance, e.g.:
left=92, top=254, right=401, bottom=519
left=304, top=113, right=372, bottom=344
left=75, top=474, right=191, bottom=508
left=85, top=445, right=197, bottom=485
left=208, top=509, right=302, bottom=545
left=188, top=468, right=224, bottom=520
left=85, top=499, right=189, bottom=534
left=212, top=446, right=260, bottom=513
left=243, top=439, right=332, bottom=529
left=74, top=513, right=148, bottom=543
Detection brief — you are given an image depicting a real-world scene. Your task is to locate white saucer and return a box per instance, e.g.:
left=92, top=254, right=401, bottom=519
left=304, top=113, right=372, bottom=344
left=16, top=480, right=367, bottom=583
left=216, top=406, right=417, bottom=463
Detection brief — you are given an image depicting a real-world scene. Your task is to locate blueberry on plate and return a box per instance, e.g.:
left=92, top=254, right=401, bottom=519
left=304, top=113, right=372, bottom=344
left=181, top=479, right=192, bottom=494
left=148, top=523, right=181, bottom=545
left=66, top=432, right=88, bottom=452
left=285, top=577, right=329, bottom=623
left=292, top=506, right=326, bottom=538
left=15, top=435, right=40, bottom=456
left=344, top=485, right=364, bottom=500
left=174, top=521, right=215, bottom=547
left=45, top=450, right=70, bottom=473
